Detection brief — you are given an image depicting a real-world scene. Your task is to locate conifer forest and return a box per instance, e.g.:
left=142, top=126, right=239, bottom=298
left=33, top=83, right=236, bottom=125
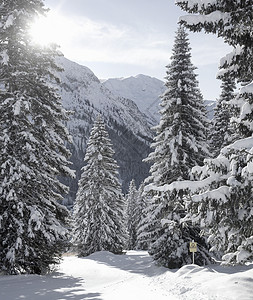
left=0, top=1, right=252, bottom=290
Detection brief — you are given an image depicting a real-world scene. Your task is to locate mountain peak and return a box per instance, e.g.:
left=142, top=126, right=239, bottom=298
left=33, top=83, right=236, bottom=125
left=102, top=75, right=165, bottom=125
left=56, top=56, right=153, bottom=204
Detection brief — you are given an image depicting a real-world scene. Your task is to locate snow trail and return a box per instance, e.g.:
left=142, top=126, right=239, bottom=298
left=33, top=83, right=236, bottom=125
left=59, top=251, right=178, bottom=300
left=0, top=251, right=252, bottom=299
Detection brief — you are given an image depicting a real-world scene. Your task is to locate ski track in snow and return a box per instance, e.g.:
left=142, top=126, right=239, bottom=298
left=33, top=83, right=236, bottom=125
left=0, top=251, right=252, bottom=300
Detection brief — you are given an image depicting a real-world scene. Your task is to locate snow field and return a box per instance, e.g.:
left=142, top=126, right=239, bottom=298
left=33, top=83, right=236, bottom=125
left=0, top=251, right=252, bottom=300
left=59, top=251, right=175, bottom=300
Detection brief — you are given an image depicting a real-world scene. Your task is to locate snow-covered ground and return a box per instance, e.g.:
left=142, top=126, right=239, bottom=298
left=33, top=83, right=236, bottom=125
left=0, top=251, right=252, bottom=300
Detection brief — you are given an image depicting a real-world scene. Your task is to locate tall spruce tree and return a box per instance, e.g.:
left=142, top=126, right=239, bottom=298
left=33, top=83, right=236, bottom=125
left=126, top=180, right=147, bottom=250
left=135, top=182, right=149, bottom=250
left=176, top=0, right=253, bottom=264
left=73, top=116, right=127, bottom=256
left=126, top=179, right=138, bottom=250
left=210, top=74, right=236, bottom=157
left=140, top=26, right=210, bottom=268
left=0, top=1, right=73, bottom=274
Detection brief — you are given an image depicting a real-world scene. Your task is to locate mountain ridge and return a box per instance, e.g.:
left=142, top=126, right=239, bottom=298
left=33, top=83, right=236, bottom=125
left=102, top=75, right=164, bottom=125
left=56, top=56, right=153, bottom=206
left=56, top=56, right=216, bottom=206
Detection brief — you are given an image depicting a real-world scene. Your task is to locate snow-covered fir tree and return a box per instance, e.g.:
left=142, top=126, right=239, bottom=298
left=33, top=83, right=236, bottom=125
left=176, top=0, right=253, bottom=264
left=135, top=182, right=149, bottom=250
left=0, top=1, right=73, bottom=274
left=73, top=116, right=127, bottom=256
left=126, top=180, right=148, bottom=250
left=140, top=26, right=210, bottom=268
left=126, top=179, right=138, bottom=250
left=210, top=74, right=236, bottom=157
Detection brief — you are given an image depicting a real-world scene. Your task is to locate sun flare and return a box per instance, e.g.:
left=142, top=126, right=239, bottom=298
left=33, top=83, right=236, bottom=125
left=29, top=11, right=71, bottom=46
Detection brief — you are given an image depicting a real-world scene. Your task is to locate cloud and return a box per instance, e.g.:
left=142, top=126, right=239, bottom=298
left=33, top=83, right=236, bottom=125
left=44, top=0, right=228, bottom=99
left=56, top=14, right=170, bottom=69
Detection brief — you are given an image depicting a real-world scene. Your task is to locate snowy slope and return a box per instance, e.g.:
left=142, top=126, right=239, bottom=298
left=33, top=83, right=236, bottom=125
left=57, top=57, right=152, bottom=143
left=54, top=56, right=215, bottom=205
left=205, top=99, right=216, bottom=119
left=103, top=75, right=216, bottom=124
left=55, top=57, right=153, bottom=204
left=103, top=75, right=164, bottom=125
left=0, top=251, right=252, bottom=300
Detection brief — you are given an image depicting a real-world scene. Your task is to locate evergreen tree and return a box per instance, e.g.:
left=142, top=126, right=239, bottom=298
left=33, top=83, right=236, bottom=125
left=140, top=26, right=210, bottom=268
left=176, top=0, right=253, bottom=264
left=135, top=182, right=149, bottom=250
left=0, top=1, right=73, bottom=274
left=73, top=116, right=127, bottom=256
left=126, top=180, right=148, bottom=250
left=176, top=0, right=252, bottom=87
left=210, top=74, right=236, bottom=157
left=185, top=140, right=253, bottom=264
left=126, top=179, right=138, bottom=250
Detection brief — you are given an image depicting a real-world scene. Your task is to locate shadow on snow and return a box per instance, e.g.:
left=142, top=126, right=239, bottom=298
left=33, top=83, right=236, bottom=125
left=83, top=250, right=171, bottom=277
left=0, top=271, right=102, bottom=300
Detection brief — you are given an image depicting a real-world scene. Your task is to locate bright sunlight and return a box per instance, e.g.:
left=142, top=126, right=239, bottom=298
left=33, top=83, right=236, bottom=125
left=29, top=11, right=73, bottom=46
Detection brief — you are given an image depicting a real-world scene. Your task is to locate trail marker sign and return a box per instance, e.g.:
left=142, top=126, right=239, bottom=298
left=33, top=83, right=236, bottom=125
left=189, top=241, right=197, bottom=264
left=189, top=242, right=197, bottom=253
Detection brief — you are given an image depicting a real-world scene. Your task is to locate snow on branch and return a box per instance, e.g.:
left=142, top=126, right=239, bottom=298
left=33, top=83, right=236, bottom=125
left=179, top=11, right=230, bottom=26
left=144, top=174, right=221, bottom=195
left=217, top=46, right=243, bottom=78
left=175, top=0, right=218, bottom=10
left=222, top=136, right=253, bottom=153
left=191, top=185, right=229, bottom=203
left=240, top=81, right=253, bottom=95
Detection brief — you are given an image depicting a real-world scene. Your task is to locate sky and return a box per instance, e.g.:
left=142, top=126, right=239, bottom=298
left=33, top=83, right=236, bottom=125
left=39, top=0, right=232, bottom=100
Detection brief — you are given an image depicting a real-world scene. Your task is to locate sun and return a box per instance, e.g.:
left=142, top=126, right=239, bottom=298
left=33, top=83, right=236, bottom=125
left=29, top=11, right=71, bottom=46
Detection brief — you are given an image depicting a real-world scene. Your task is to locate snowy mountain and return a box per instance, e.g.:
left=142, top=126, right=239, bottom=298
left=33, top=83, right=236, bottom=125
left=205, top=99, right=216, bottom=119
left=102, top=75, right=216, bottom=124
left=102, top=75, right=164, bottom=125
left=55, top=56, right=216, bottom=206
left=56, top=57, right=153, bottom=205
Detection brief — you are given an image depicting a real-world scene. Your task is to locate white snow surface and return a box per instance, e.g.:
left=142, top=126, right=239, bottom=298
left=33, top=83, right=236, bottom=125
left=56, top=56, right=153, bottom=146
left=102, top=75, right=165, bottom=125
left=102, top=76, right=216, bottom=124
left=0, top=251, right=252, bottom=300
left=180, top=11, right=230, bottom=26
left=241, top=81, right=253, bottom=95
